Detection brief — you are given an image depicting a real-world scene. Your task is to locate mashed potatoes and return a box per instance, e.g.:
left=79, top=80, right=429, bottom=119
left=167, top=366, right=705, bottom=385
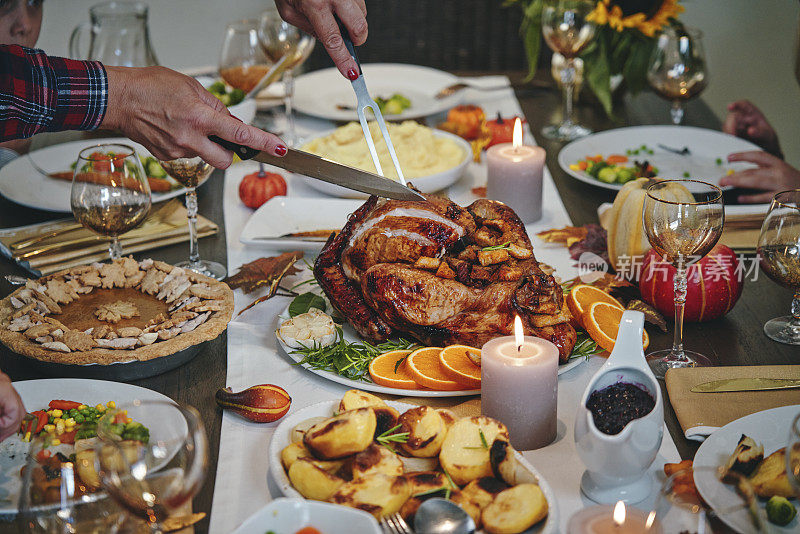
left=301, top=121, right=464, bottom=181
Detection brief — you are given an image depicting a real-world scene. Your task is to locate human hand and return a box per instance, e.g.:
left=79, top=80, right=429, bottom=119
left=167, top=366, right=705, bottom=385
left=101, top=66, right=286, bottom=169
left=722, top=100, right=782, bottom=158
left=274, top=0, right=367, bottom=80
left=719, top=151, right=800, bottom=203
left=0, top=373, right=24, bottom=442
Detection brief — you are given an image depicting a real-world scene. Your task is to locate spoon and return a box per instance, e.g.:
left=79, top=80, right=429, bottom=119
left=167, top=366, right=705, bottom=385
left=414, top=498, right=476, bottom=534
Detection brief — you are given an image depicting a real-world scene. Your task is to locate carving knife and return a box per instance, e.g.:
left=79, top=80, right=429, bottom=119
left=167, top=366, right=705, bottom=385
left=209, top=137, right=424, bottom=201
left=690, top=377, right=800, bottom=393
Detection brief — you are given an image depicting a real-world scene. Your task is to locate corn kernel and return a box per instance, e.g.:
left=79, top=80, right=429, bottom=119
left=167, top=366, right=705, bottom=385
left=55, top=422, right=65, bottom=434
left=106, top=401, right=116, bottom=409
left=125, top=417, right=132, bottom=424
left=51, top=409, right=62, bottom=418
left=23, top=431, right=31, bottom=442
left=43, top=424, right=55, bottom=433
left=78, top=404, right=87, bottom=410
left=726, top=169, right=735, bottom=175
left=96, top=404, right=106, bottom=411
left=50, top=439, right=60, bottom=446
left=65, top=419, right=76, bottom=427
left=569, top=164, right=580, bottom=171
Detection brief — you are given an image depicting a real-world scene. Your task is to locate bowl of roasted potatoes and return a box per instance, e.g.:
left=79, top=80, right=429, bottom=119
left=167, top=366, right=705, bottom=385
left=268, top=389, right=558, bottom=534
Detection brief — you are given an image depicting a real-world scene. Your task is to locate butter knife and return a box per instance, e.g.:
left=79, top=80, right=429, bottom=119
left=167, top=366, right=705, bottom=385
left=690, top=378, right=800, bottom=393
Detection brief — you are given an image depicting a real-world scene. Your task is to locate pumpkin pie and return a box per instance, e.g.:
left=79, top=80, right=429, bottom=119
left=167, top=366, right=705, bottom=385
left=0, top=258, right=234, bottom=365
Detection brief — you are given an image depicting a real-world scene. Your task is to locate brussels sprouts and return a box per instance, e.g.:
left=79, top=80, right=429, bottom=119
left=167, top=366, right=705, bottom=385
left=766, top=496, right=797, bottom=526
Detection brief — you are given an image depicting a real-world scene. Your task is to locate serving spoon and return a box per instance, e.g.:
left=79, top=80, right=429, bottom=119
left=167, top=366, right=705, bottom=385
left=414, top=498, right=476, bottom=534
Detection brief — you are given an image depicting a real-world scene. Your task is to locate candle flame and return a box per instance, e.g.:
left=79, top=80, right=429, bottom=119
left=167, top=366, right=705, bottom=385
left=512, top=117, right=523, bottom=148
left=645, top=510, right=657, bottom=530
left=514, top=315, right=524, bottom=351
left=613, top=501, right=626, bottom=526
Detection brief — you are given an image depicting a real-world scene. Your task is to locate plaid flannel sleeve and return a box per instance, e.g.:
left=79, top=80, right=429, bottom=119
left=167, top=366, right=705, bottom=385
left=0, top=44, right=108, bottom=142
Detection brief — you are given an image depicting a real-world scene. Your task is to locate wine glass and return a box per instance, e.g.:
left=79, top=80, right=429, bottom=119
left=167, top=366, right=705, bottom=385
left=647, top=25, right=708, bottom=125
left=71, top=144, right=151, bottom=261
left=18, top=435, right=125, bottom=533
left=219, top=19, right=272, bottom=94
left=95, top=400, right=208, bottom=534
left=643, top=180, right=724, bottom=378
left=541, top=0, right=596, bottom=141
left=757, top=189, right=800, bottom=344
left=788, top=413, right=800, bottom=497
left=159, top=157, right=226, bottom=280
left=258, top=10, right=315, bottom=146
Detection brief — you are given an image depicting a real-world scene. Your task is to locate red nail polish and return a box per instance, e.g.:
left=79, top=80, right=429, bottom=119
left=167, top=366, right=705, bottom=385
left=347, top=68, right=359, bottom=81
left=275, top=144, right=287, bottom=156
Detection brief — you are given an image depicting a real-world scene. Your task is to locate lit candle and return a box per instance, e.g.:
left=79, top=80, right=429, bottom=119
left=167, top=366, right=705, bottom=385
left=567, top=501, right=663, bottom=534
left=480, top=315, right=558, bottom=450
left=485, top=118, right=546, bottom=223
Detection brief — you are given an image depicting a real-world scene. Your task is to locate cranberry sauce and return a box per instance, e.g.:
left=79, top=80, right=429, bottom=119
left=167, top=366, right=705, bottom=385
left=586, top=382, right=656, bottom=435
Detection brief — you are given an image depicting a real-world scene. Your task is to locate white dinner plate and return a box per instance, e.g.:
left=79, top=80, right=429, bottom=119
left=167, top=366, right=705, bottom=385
left=232, top=497, right=381, bottom=534
left=293, top=63, right=462, bottom=122
left=240, top=197, right=362, bottom=252
left=0, top=378, right=174, bottom=515
left=694, top=405, right=800, bottom=533
left=0, top=137, right=191, bottom=213
left=268, top=400, right=559, bottom=534
left=558, top=126, right=762, bottom=192
left=297, top=128, right=472, bottom=198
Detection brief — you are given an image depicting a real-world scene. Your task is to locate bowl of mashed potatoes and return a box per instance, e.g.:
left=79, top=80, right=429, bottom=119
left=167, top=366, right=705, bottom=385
left=299, top=120, right=471, bottom=197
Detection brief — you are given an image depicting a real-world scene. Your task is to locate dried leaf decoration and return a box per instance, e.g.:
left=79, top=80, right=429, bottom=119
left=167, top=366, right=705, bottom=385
left=537, top=226, right=589, bottom=248
left=225, top=252, right=303, bottom=316
left=627, top=299, right=668, bottom=332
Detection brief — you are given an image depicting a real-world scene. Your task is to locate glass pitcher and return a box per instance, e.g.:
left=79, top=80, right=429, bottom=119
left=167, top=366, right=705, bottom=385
left=69, top=1, right=158, bottom=67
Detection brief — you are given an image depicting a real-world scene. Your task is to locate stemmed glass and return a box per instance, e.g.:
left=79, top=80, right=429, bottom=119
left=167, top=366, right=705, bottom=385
left=258, top=10, right=315, bottom=146
left=541, top=0, right=596, bottom=141
left=71, top=144, right=151, bottom=261
left=647, top=25, right=708, bottom=125
left=159, top=157, right=226, bottom=280
left=95, top=400, right=208, bottom=534
left=757, top=189, right=800, bottom=344
left=219, top=19, right=272, bottom=94
left=643, top=180, right=724, bottom=378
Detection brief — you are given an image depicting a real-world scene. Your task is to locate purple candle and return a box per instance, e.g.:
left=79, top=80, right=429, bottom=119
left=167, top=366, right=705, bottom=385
left=485, top=118, right=546, bottom=223
left=481, top=316, right=558, bottom=450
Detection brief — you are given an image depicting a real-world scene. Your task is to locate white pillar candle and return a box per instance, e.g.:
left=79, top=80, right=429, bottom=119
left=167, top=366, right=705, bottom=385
left=481, top=316, right=558, bottom=450
left=485, top=118, right=546, bottom=223
left=567, top=502, right=663, bottom=534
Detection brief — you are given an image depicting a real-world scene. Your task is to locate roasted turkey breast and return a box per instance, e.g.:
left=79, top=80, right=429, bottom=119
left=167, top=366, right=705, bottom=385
left=314, top=194, right=576, bottom=361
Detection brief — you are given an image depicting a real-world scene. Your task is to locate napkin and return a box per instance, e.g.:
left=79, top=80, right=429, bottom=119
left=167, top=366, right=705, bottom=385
left=664, top=365, right=800, bottom=441
left=0, top=199, right=218, bottom=276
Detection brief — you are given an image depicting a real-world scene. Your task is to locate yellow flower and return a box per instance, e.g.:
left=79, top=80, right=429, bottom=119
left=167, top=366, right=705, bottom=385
left=588, top=0, right=684, bottom=37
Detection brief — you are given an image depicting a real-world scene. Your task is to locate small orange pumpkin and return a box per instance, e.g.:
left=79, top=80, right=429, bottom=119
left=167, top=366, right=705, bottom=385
left=441, top=105, right=486, bottom=140
left=238, top=170, right=286, bottom=209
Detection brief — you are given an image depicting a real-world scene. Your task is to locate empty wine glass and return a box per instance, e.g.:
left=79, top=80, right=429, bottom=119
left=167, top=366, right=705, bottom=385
left=258, top=10, right=315, bottom=146
left=647, top=24, right=708, bottom=125
left=219, top=19, right=272, bottom=94
left=643, top=180, right=724, bottom=378
left=18, top=434, right=125, bottom=533
left=159, top=157, right=225, bottom=280
left=757, top=189, right=800, bottom=344
left=541, top=0, right=596, bottom=141
left=71, top=144, right=151, bottom=261
left=95, top=400, right=208, bottom=534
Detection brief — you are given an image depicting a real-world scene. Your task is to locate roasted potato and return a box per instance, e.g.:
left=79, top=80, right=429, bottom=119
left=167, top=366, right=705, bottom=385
left=280, top=441, right=343, bottom=474
left=398, top=454, right=440, bottom=473
left=330, top=473, right=412, bottom=519
left=338, top=390, right=400, bottom=436
left=398, top=406, right=449, bottom=458
left=291, top=416, right=328, bottom=444
left=750, top=447, right=797, bottom=498
left=461, top=477, right=509, bottom=510
left=481, top=483, right=548, bottom=534
left=489, top=438, right=517, bottom=485
left=440, top=416, right=510, bottom=485
left=75, top=449, right=100, bottom=490
left=351, top=443, right=404, bottom=480
left=449, top=489, right=483, bottom=528
left=304, top=408, right=376, bottom=459
left=403, top=471, right=457, bottom=495
left=89, top=439, right=142, bottom=491
left=721, top=434, right=763, bottom=481
left=288, top=459, right=345, bottom=501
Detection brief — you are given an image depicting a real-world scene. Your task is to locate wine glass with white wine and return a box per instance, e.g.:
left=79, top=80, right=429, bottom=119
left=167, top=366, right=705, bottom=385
left=541, top=0, right=596, bottom=141
left=258, top=10, right=315, bottom=146
left=757, top=189, right=800, bottom=344
left=71, top=144, right=151, bottom=261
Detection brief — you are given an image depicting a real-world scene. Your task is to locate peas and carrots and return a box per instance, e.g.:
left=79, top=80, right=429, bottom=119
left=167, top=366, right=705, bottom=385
left=570, top=153, right=659, bottom=185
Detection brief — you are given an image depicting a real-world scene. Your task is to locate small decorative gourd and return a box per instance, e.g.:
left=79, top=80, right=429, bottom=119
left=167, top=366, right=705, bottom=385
left=238, top=170, right=287, bottom=209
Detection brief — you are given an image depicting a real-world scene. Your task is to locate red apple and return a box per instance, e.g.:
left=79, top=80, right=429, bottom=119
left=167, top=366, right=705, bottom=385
left=639, top=244, right=743, bottom=322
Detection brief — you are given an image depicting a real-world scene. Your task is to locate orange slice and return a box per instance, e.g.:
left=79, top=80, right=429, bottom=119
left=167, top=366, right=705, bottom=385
left=566, top=284, right=624, bottom=328
left=439, top=345, right=482, bottom=389
left=406, top=347, right=464, bottom=391
left=582, top=301, right=650, bottom=353
left=369, top=350, right=419, bottom=390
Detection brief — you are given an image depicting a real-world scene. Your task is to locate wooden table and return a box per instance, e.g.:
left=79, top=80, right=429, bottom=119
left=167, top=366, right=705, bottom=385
left=0, top=74, right=795, bottom=533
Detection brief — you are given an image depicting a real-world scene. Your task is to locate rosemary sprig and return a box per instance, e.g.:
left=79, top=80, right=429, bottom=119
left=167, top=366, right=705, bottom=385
left=568, top=331, right=604, bottom=361
left=481, top=241, right=512, bottom=252
left=442, top=469, right=457, bottom=499
left=376, top=424, right=410, bottom=446
left=478, top=428, right=489, bottom=449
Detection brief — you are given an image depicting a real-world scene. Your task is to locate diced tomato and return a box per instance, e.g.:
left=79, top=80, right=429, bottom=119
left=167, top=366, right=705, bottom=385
left=295, top=528, right=322, bottom=534
left=113, top=412, right=127, bottom=425
left=606, top=154, right=628, bottom=164
left=48, top=400, right=81, bottom=411
left=58, top=430, right=77, bottom=445
left=35, top=449, right=51, bottom=463
left=586, top=154, right=603, bottom=163
left=578, top=160, right=588, bottom=171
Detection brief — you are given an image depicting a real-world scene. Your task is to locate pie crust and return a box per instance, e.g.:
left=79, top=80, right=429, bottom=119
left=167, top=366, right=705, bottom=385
left=0, top=258, right=234, bottom=365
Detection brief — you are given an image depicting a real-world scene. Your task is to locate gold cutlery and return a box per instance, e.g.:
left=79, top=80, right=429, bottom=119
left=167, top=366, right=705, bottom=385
left=690, top=377, right=800, bottom=393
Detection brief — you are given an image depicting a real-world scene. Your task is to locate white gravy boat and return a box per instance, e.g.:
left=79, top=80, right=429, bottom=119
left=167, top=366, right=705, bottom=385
left=574, top=310, right=664, bottom=504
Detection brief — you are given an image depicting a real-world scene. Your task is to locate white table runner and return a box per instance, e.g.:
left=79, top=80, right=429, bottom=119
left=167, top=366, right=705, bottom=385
left=208, top=81, right=679, bottom=533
